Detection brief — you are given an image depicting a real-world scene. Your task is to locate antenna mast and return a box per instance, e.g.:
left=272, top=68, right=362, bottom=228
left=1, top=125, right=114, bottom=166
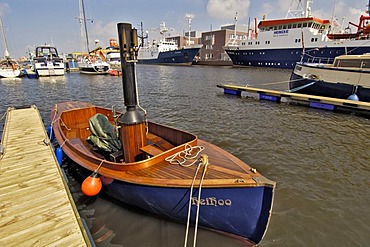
left=185, top=14, right=194, bottom=47
left=138, top=22, right=148, bottom=47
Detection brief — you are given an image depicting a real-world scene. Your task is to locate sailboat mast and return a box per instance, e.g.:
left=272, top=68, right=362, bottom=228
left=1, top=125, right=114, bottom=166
left=0, top=16, right=10, bottom=58
left=80, top=0, right=90, bottom=53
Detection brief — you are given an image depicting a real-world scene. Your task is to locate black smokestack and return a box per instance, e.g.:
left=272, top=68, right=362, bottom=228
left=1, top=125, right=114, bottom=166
left=116, top=23, right=146, bottom=163
left=117, top=23, right=143, bottom=125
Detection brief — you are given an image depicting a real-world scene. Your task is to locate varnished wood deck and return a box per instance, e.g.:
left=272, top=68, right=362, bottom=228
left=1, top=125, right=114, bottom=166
left=0, top=106, right=91, bottom=246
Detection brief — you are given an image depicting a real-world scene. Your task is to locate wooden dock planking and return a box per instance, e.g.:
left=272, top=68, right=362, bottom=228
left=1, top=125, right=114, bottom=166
left=217, top=84, right=370, bottom=112
left=0, top=106, right=91, bottom=246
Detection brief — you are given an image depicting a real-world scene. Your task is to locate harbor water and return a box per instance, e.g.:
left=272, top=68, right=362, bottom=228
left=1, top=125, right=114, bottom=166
left=0, top=65, right=369, bottom=247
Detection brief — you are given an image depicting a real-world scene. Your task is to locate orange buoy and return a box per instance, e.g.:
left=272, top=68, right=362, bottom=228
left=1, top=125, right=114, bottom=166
left=81, top=172, right=102, bottom=196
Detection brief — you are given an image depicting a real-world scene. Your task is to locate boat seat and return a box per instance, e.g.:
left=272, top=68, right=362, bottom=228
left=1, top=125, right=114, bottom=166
left=69, top=138, right=104, bottom=159
left=140, top=144, right=163, bottom=157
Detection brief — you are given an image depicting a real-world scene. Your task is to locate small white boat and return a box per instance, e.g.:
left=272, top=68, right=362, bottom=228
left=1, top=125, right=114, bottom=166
left=0, top=16, right=21, bottom=78
left=290, top=54, right=370, bottom=102
left=77, top=0, right=110, bottom=75
left=0, top=59, right=21, bottom=78
left=33, top=45, right=65, bottom=77
left=78, top=53, right=110, bottom=75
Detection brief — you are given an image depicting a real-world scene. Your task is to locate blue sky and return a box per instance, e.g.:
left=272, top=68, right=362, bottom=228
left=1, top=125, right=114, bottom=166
left=0, top=0, right=368, bottom=58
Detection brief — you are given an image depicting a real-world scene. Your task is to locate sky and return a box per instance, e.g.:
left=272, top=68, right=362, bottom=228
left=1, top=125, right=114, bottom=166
left=0, top=0, right=368, bottom=58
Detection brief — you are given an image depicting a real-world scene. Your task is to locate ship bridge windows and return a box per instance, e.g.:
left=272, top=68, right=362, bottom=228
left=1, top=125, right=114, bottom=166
left=262, top=20, right=325, bottom=32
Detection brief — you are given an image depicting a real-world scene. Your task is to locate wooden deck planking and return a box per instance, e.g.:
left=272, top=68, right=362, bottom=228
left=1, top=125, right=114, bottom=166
left=0, top=106, right=91, bottom=246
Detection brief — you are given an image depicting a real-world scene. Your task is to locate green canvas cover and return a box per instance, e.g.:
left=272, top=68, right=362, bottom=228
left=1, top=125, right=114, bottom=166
left=87, top=113, right=121, bottom=153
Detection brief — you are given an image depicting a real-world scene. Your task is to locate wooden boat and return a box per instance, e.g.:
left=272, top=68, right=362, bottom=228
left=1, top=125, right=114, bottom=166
left=52, top=23, right=275, bottom=245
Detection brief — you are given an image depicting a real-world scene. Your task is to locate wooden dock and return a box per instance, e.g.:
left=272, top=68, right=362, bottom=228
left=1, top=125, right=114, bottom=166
left=217, top=84, right=370, bottom=113
left=0, top=106, right=92, bottom=246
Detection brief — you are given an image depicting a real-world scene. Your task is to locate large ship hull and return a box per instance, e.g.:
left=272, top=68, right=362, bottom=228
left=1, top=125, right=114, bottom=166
left=225, top=4, right=370, bottom=69
left=226, top=46, right=370, bottom=69
left=138, top=47, right=200, bottom=65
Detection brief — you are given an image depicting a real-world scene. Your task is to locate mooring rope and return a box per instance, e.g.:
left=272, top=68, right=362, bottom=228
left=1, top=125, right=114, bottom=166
left=184, top=154, right=209, bottom=247
left=244, top=77, right=303, bottom=88
left=286, top=80, right=316, bottom=93
left=59, top=117, right=71, bottom=131
left=94, top=159, right=105, bottom=173
left=192, top=155, right=208, bottom=247
left=183, top=157, right=202, bottom=247
left=0, top=110, right=7, bottom=122
left=0, top=108, right=12, bottom=160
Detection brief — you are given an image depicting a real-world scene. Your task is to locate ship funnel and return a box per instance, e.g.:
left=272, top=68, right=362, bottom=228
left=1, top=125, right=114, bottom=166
left=117, top=23, right=146, bottom=162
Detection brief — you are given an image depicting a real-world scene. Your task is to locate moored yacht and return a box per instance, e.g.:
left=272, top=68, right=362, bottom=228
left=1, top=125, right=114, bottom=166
left=290, top=54, right=370, bottom=102
left=33, top=45, right=65, bottom=77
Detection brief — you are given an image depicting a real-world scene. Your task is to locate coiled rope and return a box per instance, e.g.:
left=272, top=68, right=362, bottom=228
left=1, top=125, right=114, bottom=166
left=165, top=144, right=204, bottom=167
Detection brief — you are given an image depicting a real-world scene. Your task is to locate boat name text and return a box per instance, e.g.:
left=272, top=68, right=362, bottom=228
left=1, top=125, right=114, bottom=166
left=273, top=30, right=289, bottom=36
left=191, top=197, right=232, bottom=207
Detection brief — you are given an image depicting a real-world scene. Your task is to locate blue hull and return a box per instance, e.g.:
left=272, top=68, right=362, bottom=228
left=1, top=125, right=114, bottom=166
left=103, top=179, right=274, bottom=244
left=289, top=73, right=370, bottom=102
left=226, top=46, right=370, bottom=69
left=138, top=47, right=200, bottom=65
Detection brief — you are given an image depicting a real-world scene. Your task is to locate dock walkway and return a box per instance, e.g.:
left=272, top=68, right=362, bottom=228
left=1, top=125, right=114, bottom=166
left=0, top=106, right=91, bottom=246
left=217, top=84, right=370, bottom=113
